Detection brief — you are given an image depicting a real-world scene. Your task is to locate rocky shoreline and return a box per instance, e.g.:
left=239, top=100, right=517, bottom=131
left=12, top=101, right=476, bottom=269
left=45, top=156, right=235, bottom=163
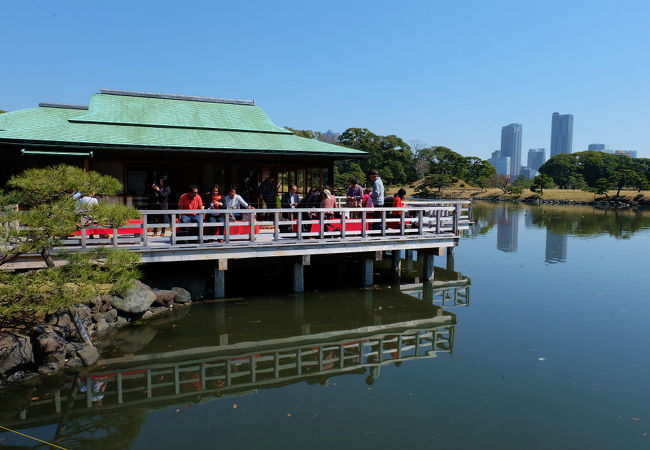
left=0, top=280, right=192, bottom=385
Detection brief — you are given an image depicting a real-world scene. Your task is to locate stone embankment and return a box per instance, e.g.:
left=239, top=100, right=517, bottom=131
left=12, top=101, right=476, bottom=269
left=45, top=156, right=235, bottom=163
left=0, top=281, right=192, bottom=385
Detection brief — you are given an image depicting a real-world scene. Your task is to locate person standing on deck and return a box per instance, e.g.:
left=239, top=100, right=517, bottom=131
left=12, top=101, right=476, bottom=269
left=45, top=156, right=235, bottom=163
left=149, top=175, right=170, bottom=236
left=369, top=170, right=384, bottom=229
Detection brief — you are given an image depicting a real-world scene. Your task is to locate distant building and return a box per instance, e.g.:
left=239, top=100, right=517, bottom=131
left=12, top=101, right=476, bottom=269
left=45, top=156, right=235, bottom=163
left=318, top=130, right=340, bottom=145
left=491, top=150, right=502, bottom=159
left=588, top=143, right=606, bottom=152
left=550, top=112, right=573, bottom=156
left=520, top=167, right=537, bottom=179
left=614, top=150, right=637, bottom=158
left=527, top=148, right=546, bottom=172
left=501, top=123, right=522, bottom=178
left=545, top=231, right=567, bottom=263
left=488, top=155, right=511, bottom=177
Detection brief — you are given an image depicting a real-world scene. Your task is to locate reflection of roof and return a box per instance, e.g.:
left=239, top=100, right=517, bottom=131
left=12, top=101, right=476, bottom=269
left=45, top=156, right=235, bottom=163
left=0, top=90, right=366, bottom=157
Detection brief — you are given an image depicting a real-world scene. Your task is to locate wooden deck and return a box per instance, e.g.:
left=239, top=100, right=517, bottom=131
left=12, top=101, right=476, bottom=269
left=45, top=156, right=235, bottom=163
left=3, top=201, right=471, bottom=270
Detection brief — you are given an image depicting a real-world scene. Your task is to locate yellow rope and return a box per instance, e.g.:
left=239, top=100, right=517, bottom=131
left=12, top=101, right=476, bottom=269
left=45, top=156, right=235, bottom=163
left=0, top=424, right=68, bottom=449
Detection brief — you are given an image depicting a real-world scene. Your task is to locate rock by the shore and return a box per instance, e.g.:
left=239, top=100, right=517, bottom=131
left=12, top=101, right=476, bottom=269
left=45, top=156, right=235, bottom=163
left=171, top=287, right=191, bottom=304
left=104, top=308, right=118, bottom=323
left=0, top=332, right=34, bottom=378
left=111, top=281, right=156, bottom=314
left=47, top=306, right=92, bottom=340
left=33, top=327, right=66, bottom=373
left=77, top=344, right=99, bottom=366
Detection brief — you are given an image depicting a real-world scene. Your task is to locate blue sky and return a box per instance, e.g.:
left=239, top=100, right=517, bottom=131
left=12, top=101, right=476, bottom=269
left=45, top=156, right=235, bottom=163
left=1, top=0, right=649, bottom=159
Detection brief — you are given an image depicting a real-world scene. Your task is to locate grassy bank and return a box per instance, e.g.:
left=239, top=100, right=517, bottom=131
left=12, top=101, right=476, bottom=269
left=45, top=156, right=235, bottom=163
left=390, top=180, right=650, bottom=205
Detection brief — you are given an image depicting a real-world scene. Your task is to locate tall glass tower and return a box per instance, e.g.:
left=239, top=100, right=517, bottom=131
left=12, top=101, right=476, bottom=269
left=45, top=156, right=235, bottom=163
left=550, top=112, right=574, bottom=156
left=500, top=123, right=522, bottom=178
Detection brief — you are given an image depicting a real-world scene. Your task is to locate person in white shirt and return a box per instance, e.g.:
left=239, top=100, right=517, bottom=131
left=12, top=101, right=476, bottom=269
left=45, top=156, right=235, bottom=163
left=224, top=186, right=255, bottom=220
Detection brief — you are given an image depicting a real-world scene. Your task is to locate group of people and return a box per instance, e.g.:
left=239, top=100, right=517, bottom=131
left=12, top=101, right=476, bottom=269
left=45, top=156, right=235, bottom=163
left=147, top=169, right=407, bottom=236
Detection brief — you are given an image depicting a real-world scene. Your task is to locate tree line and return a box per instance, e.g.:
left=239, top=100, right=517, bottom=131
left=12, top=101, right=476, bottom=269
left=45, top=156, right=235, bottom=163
left=287, top=127, right=496, bottom=190
left=539, top=151, right=650, bottom=196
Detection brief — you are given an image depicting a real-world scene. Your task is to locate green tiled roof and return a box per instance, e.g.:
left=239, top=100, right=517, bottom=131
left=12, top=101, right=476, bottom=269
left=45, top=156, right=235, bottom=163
left=0, top=91, right=365, bottom=157
left=0, top=106, right=84, bottom=132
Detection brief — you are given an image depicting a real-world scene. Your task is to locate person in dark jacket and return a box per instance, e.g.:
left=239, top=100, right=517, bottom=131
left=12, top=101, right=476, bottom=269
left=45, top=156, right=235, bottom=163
left=280, top=184, right=299, bottom=233
left=149, top=176, right=171, bottom=236
left=298, top=188, right=321, bottom=235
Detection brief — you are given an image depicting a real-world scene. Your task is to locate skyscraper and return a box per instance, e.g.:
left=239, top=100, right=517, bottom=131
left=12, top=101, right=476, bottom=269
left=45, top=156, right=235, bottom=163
left=488, top=150, right=510, bottom=176
left=501, top=123, right=522, bottom=178
left=527, top=148, right=546, bottom=172
left=550, top=112, right=574, bottom=156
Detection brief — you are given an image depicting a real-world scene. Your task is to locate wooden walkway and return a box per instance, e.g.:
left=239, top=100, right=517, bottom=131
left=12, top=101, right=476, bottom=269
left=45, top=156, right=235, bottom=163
left=4, top=201, right=471, bottom=270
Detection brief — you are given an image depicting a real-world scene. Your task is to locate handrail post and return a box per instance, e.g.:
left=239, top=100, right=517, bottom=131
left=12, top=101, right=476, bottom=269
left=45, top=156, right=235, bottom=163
left=80, top=224, right=87, bottom=249
left=112, top=228, right=118, bottom=248
left=249, top=211, right=256, bottom=242
left=453, top=203, right=460, bottom=235
left=340, top=210, right=346, bottom=239
left=319, top=211, right=324, bottom=239
left=381, top=210, right=386, bottom=237
left=142, top=213, right=148, bottom=247
left=171, top=215, right=177, bottom=245
left=297, top=214, right=302, bottom=240
left=468, top=201, right=472, bottom=221
left=400, top=211, right=405, bottom=236
left=361, top=210, right=367, bottom=238
left=224, top=213, right=230, bottom=244
left=273, top=212, right=279, bottom=241
left=417, top=209, right=423, bottom=235
left=436, top=209, right=441, bottom=234
left=198, top=213, right=204, bottom=245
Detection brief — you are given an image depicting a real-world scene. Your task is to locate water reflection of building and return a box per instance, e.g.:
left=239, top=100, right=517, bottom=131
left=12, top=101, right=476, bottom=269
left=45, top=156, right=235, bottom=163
left=496, top=208, right=519, bottom=252
left=0, top=276, right=471, bottom=446
left=545, top=230, right=567, bottom=263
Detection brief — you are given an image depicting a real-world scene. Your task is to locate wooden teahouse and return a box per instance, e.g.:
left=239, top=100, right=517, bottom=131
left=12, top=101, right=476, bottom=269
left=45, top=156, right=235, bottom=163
left=0, top=89, right=366, bottom=206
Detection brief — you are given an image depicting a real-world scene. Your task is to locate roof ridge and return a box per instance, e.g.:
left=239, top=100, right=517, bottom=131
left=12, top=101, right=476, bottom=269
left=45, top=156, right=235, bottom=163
left=98, top=89, right=256, bottom=106
left=39, top=103, right=89, bottom=110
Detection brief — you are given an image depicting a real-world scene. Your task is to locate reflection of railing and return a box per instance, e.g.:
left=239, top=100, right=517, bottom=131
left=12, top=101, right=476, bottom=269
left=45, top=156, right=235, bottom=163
left=401, top=283, right=471, bottom=308
left=2, top=319, right=454, bottom=428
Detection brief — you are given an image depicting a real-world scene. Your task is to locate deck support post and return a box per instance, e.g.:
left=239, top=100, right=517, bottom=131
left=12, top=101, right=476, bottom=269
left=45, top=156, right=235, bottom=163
left=362, top=254, right=374, bottom=287
left=446, top=252, right=455, bottom=272
left=391, top=251, right=401, bottom=283
left=423, top=281, right=434, bottom=304
left=447, top=246, right=455, bottom=257
left=422, top=251, right=435, bottom=282
left=213, top=259, right=228, bottom=299
left=291, top=255, right=310, bottom=293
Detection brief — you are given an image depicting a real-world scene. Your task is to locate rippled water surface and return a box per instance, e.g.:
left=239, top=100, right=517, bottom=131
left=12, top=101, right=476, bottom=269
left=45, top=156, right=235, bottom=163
left=2, top=202, right=650, bottom=449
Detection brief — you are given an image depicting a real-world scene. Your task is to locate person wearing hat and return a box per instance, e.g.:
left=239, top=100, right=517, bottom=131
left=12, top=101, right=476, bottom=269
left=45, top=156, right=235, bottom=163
left=321, top=188, right=337, bottom=220
left=369, top=170, right=384, bottom=230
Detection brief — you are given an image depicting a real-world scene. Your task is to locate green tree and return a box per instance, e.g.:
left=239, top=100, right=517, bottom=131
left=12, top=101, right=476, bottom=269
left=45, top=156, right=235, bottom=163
left=611, top=169, right=640, bottom=197
left=539, top=154, right=577, bottom=188
left=589, top=178, right=611, bottom=197
left=530, top=174, right=554, bottom=196
left=0, top=165, right=142, bottom=322
left=417, top=174, right=453, bottom=193
left=567, top=174, right=587, bottom=190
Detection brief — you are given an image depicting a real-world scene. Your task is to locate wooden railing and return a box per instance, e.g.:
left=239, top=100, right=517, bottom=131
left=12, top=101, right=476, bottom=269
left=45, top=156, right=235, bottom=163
left=61, top=201, right=472, bottom=249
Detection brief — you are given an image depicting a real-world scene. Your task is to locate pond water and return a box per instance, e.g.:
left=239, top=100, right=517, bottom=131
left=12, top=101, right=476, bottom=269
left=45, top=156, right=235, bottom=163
left=2, top=201, right=650, bottom=449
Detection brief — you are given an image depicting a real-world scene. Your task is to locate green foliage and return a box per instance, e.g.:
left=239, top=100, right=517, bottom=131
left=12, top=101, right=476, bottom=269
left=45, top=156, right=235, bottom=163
left=1, top=165, right=140, bottom=266
left=511, top=175, right=533, bottom=190
left=530, top=174, right=554, bottom=196
left=540, top=151, right=650, bottom=193
left=417, top=174, right=453, bottom=194
left=0, top=249, right=140, bottom=317
left=333, top=163, right=365, bottom=191
left=506, top=185, right=523, bottom=195
left=337, top=128, right=415, bottom=186
left=285, top=127, right=317, bottom=139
